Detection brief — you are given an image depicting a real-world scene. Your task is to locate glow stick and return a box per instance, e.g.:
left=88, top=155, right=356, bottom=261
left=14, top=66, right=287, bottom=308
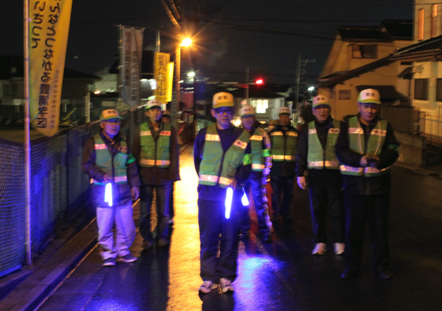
left=105, top=183, right=113, bottom=207
left=241, top=189, right=249, bottom=206
left=225, top=187, right=233, bottom=219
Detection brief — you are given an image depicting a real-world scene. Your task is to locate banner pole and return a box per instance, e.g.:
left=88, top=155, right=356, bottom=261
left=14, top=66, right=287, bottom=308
left=23, top=0, right=32, bottom=266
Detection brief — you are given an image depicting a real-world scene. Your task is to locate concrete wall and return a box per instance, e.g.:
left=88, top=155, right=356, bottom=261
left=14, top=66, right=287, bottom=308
left=396, top=130, right=427, bottom=167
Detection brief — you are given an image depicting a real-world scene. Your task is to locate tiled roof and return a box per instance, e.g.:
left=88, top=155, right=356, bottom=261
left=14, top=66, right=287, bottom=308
left=339, top=26, right=391, bottom=42
left=395, top=35, right=442, bottom=56
left=381, top=20, right=413, bottom=40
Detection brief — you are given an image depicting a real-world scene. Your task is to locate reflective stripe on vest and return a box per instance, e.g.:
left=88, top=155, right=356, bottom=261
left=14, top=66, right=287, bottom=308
left=199, top=123, right=250, bottom=187
left=340, top=117, right=389, bottom=177
left=139, top=122, right=171, bottom=168
left=140, top=159, right=171, bottom=166
left=270, top=128, right=297, bottom=162
left=250, top=128, right=266, bottom=171
left=92, top=134, right=128, bottom=184
left=307, top=119, right=340, bottom=170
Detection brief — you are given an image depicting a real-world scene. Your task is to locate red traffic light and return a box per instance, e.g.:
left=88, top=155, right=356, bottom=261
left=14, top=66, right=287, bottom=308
left=255, top=79, right=264, bottom=85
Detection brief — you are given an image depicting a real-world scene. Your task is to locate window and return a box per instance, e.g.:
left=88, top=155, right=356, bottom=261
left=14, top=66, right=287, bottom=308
left=436, top=79, right=442, bottom=101
left=352, top=45, right=378, bottom=59
left=251, top=99, right=269, bottom=113
left=432, top=4, right=438, bottom=38
left=419, top=8, right=425, bottom=40
left=338, top=90, right=351, bottom=100
left=415, top=79, right=429, bottom=100
left=2, top=84, right=11, bottom=97
left=10, top=83, right=18, bottom=97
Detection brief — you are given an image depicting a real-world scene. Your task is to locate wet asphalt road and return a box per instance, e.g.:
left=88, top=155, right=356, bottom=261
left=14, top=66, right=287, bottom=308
left=39, top=147, right=442, bottom=311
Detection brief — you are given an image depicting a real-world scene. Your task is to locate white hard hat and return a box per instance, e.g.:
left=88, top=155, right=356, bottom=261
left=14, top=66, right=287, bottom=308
left=240, top=105, right=255, bottom=117
left=279, top=107, right=291, bottom=115
left=213, top=92, right=234, bottom=109
left=358, top=88, right=381, bottom=105
left=146, top=99, right=162, bottom=110
left=312, top=95, right=330, bottom=108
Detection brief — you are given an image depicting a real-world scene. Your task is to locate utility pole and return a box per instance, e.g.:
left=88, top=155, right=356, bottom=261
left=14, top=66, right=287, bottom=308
left=294, top=54, right=315, bottom=123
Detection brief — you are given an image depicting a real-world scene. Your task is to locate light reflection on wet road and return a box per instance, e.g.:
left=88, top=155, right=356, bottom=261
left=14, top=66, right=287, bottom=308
left=39, top=147, right=442, bottom=311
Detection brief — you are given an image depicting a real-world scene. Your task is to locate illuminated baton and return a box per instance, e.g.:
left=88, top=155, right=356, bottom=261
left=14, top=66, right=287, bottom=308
left=241, top=188, right=249, bottom=206
left=104, top=182, right=113, bottom=207
left=225, top=187, right=233, bottom=219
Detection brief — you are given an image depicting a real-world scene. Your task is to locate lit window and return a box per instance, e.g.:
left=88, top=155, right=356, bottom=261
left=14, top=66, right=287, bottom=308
left=432, top=4, right=438, bottom=38
left=251, top=99, right=269, bottom=113
left=419, top=8, right=425, bottom=40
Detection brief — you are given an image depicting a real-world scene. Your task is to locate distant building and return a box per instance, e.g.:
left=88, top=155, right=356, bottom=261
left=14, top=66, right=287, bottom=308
left=318, top=20, right=413, bottom=120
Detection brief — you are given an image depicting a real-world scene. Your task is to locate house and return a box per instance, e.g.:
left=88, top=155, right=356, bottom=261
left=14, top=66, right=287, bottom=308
left=0, top=55, right=100, bottom=123
left=318, top=20, right=413, bottom=121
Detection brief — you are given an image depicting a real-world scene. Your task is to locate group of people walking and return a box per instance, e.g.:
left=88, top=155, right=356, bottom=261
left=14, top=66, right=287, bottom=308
left=81, top=87, right=399, bottom=295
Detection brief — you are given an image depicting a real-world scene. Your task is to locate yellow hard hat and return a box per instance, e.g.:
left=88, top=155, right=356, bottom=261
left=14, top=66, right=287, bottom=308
left=358, top=88, right=381, bottom=105
left=100, top=109, right=122, bottom=121
left=312, top=95, right=330, bottom=108
left=213, top=92, right=234, bottom=109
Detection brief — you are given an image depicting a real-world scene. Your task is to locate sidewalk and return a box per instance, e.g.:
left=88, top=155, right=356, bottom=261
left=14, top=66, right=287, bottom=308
left=0, top=143, right=191, bottom=311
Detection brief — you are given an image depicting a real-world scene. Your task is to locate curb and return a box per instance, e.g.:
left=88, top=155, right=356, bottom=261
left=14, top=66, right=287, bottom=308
left=394, top=162, right=440, bottom=176
left=0, top=220, right=98, bottom=311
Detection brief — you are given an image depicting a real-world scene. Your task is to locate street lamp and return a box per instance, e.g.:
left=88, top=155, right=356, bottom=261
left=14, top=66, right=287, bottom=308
left=308, top=86, right=315, bottom=91
left=180, top=38, right=192, bottom=47
left=173, top=37, right=192, bottom=125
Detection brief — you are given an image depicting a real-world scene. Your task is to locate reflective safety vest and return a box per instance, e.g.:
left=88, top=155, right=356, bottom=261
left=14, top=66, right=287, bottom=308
left=307, top=119, right=340, bottom=170
left=270, top=128, right=297, bottom=162
left=139, top=122, right=171, bottom=168
left=244, top=128, right=271, bottom=172
left=199, top=123, right=250, bottom=187
left=92, top=134, right=129, bottom=184
left=340, top=116, right=390, bottom=177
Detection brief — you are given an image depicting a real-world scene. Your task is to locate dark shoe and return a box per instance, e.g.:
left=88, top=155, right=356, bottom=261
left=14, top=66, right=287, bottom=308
left=341, top=269, right=358, bottom=280
left=375, top=269, right=393, bottom=280
left=157, top=238, right=170, bottom=248
left=261, top=232, right=272, bottom=243
left=239, top=229, right=250, bottom=240
left=143, top=240, right=152, bottom=250
left=282, top=214, right=293, bottom=222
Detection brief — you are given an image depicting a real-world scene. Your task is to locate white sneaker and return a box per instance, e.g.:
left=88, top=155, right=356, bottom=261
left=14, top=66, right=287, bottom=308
left=199, top=281, right=218, bottom=294
left=334, top=243, right=345, bottom=255
left=220, top=278, right=235, bottom=293
left=312, top=243, right=327, bottom=255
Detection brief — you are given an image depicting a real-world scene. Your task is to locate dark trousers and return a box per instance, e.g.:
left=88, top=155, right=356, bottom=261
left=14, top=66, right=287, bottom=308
left=308, top=170, right=344, bottom=243
left=344, top=192, right=390, bottom=272
left=198, top=195, right=242, bottom=283
left=242, top=178, right=271, bottom=235
left=270, top=175, right=294, bottom=217
left=139, top=182, right=172, bottom=242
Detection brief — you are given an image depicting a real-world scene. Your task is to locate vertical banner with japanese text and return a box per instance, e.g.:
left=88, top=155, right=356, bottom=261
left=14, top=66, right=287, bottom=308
left=29, top=0, right=72, bottom=136
left=154, top=52, right=170, bottom=103
left=120, top=27, right=143, bottom=106
left=166, top=62, right=174, bottom=103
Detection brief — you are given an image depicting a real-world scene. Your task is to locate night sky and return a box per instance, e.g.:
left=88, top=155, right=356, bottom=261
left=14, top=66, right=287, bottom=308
left=1, top=0, right=413, bottom=85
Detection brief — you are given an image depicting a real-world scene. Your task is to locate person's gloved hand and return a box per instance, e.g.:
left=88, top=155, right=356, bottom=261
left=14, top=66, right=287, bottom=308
left=297, top=176, right=307, bottom=190
left=131, top=187, right=140, bottom=200
left=103, top=174, right=112, bottom=183
left=360, top=156, right=368, bottom=167
left=366, top=154, right=380, bottom=168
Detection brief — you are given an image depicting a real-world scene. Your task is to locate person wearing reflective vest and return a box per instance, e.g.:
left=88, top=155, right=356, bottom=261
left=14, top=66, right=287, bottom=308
left=239, top=105, right=273, bottom=243
left=82, top=109, right=140, bottom=266
left=268, top=106, right=298, bottom=221
left=296, top=95, right=345, bottom=256
left=132, top=99, right=180, bottom=250
left=335, top=89, right=399, bottom=280
left=194, top=92, right=252, bottom=294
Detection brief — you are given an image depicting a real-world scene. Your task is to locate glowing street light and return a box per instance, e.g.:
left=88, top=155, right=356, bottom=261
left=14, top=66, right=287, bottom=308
left=180, top=38, right=192, bottom=47
left=187, top=71, right=195, bottom=77
left=308, top=86, right=315, bottom=91
left=255, top=78, right=264, bottom=85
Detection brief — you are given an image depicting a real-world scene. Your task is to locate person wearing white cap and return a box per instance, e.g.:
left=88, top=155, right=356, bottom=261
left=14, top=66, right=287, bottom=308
left=82, top=109, right=141, bottom=266
left=194, top=92, right=252, bottom=294
left=296, top=95, right=345, bottom=256
left=268, top=106, right=298, bottom=221
left=335, top=88, right=399, bottom=280
left=132, top=99, right=180, bottom=249
left=239, top=105, right=273, bottom=242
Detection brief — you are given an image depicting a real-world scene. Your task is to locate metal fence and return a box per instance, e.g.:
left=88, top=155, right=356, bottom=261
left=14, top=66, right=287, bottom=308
left=380, top=106, right=421, bottom=134
left=0, top=106, right=146, bottom=278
